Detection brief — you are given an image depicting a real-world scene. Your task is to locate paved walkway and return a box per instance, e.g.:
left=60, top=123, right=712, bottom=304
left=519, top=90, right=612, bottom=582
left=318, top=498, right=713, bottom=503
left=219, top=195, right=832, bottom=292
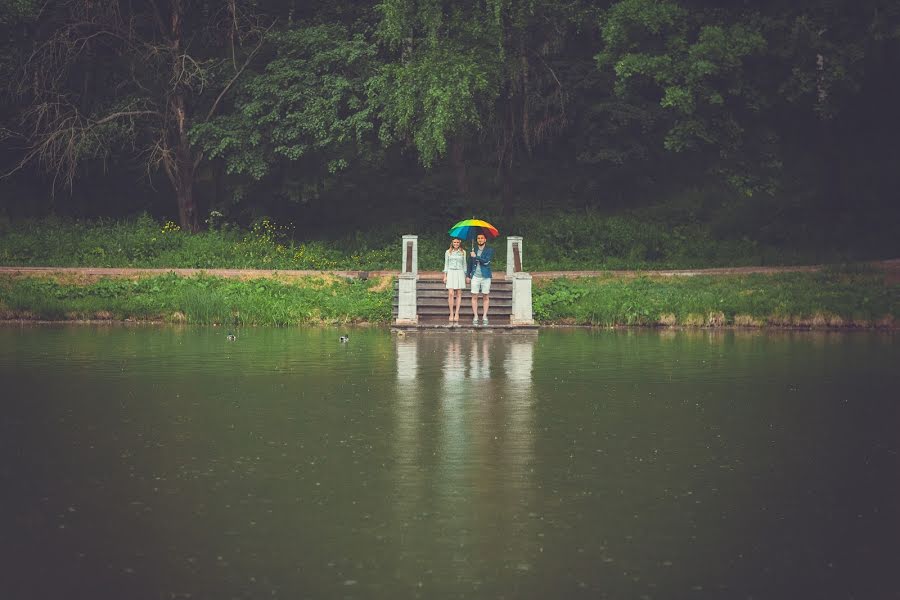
left=1, top=259, right=898, bottom=283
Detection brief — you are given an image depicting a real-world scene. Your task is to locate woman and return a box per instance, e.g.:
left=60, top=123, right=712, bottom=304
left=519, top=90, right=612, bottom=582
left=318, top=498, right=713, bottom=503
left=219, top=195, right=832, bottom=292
left=442, top=237, right=467, bottom=322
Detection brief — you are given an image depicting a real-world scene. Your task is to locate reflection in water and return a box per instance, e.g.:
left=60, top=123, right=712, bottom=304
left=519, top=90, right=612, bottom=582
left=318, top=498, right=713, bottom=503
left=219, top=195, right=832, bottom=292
left=3, top=327, right=898, bottom=599
left=393, top=336, right=423, bottom=522
left=468, top=335, right=492, bottom=380
left=393, top=332, right=537, bottom=593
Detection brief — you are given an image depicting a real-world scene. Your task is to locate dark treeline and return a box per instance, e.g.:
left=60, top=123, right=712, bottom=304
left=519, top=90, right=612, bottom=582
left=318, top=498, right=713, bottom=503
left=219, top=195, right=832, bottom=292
left=1, top=0, right=898, bottom=250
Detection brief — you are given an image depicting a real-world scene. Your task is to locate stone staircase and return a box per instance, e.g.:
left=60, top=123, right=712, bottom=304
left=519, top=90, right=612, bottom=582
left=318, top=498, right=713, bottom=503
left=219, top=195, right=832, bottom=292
left=393, top=277, right=513, bottom=325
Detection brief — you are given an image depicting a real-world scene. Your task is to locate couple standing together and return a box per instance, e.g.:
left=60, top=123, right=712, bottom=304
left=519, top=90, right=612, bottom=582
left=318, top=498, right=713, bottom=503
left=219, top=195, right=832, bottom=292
left=442, top=233, right=494, bottom=325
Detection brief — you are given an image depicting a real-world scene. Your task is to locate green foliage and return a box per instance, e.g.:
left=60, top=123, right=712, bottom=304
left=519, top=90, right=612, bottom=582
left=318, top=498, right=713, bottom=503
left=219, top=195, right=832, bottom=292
left=3, top=0, right=900, bottom=239
left=532, top=279, right=587, bottom=321
left=0, top=272, right=394, bottom=325
left=532, top=272, right=899, bottom=326
left=368, top=43, right=496, bottom=166
left=3, top=198, right=898, bottom=274
left=370, top=0, right=508, bottom=166
left=0, top=0, right=39, bottom=22
left=770, top=2, right=900, bottom=119
left=598, top=0, right=778, bottom=193
left=370, top=0, right=585, bottom=167
left=191, top=24, right=378, bottom=185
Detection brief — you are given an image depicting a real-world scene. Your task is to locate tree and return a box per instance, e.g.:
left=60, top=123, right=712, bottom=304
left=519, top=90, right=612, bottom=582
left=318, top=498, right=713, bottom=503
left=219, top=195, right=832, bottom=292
left=596, top=0, right=777, bottom=194
left=595, top=0, right=900, bottom=197
left=190, top=23, right=379, bottom=209
left=369, top=0, right=592, bottom=216
left=5, top=0, right=268, bottom=231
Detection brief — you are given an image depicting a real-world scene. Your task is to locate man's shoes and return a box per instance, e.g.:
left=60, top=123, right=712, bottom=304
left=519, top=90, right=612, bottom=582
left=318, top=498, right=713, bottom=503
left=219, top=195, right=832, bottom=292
left=472, top=316, right=479, bottom=325
left=481, top=317, right=489, bottom=326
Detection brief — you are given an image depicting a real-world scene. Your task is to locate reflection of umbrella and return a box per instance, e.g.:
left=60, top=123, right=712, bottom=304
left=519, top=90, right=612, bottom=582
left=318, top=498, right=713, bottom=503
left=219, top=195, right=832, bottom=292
left=448, top=219, right=499, bottom=247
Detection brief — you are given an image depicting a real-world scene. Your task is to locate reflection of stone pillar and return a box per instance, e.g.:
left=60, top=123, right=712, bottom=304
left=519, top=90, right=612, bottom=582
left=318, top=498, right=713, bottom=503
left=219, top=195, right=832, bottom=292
left=502, top=334, right=536, bottom=553
left=504, top=336, right=535, bottom=396
left=396, top=336, right=418, bottom=384
left=394, top=337, right=420, bottom=474
left=397, top=235, right=418, bottom=324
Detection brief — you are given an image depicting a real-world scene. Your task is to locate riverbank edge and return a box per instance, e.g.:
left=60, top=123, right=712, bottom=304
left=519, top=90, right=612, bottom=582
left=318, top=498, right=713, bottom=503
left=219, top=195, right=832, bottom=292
left=0, top=267, right=897, bottom=330
left=0, top=319, right=896, bottom=332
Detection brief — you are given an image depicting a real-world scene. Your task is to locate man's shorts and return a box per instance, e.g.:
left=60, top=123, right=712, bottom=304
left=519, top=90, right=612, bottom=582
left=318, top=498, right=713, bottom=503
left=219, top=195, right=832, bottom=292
left=470, top=276, right=491, bottom=295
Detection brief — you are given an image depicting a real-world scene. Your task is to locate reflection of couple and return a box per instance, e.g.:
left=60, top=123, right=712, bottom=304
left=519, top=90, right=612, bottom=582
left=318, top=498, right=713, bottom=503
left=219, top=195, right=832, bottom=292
left=441, top=336, right=491, bottom=384
left=442, top=234, right=494, bottom=325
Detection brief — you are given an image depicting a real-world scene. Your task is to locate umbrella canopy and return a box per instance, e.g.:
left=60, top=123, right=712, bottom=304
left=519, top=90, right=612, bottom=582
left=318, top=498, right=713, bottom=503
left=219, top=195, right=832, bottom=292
left=448, top=219, right=499, bottom=241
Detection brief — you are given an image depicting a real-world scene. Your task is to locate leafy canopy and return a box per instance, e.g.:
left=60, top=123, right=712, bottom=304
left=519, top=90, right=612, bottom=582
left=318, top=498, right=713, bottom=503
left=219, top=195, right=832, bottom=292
left=190, top=24, right=379, bottom=182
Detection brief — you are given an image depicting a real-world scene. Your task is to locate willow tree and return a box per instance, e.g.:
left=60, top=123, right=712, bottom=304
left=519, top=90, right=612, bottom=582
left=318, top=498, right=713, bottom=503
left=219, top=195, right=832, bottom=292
left=6, top=0, right=267, bottom=231
left=369, top=0, right=592, bottom=216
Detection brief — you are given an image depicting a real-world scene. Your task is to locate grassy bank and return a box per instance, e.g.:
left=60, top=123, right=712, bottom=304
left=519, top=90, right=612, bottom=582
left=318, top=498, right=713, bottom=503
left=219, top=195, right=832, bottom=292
left=1, top=269, right=896, bottom=328
left=3, top=205, right=896, bottom=273
left=533, top=269, right=899, bottom=328
left=0, top=273, right=394, bottom=326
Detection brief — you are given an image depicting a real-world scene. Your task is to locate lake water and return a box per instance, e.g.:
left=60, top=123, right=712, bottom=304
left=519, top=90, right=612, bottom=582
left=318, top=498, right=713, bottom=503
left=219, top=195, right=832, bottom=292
left=1, top=326, right=898, bottom=600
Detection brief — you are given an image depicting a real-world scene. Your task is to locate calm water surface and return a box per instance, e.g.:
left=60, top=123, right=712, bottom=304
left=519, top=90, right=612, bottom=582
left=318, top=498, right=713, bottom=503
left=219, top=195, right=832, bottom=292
left=1, top=326, right=898, bottom=599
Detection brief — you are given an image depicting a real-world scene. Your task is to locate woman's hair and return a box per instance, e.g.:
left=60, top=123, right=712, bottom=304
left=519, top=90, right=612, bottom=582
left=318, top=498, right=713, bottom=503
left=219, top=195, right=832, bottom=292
left=447, top=238, right=464, bottom=253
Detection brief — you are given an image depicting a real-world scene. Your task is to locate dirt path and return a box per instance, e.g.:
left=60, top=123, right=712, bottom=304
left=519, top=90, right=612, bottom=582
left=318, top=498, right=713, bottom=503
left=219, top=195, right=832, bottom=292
left=1, top=259, right=898, bottom=283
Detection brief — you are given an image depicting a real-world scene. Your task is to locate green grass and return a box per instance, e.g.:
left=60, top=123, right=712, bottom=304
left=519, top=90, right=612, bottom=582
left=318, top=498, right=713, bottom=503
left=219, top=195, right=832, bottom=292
left=0, top=273, right=394, bottom=326
left=532, top=271, right=899, bottom=327
left=2, top=204, right=896, bottom=273
left=1, top=269, right=896, bottom=328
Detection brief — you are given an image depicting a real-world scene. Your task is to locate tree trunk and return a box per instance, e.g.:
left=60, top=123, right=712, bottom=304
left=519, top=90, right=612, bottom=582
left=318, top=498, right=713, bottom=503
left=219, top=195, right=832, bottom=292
left=500, top=93, right=517, bottom=219
left=168, top=0, right=199, bottom=232
left=500, top=159, right=515, bottom=218
left=450, top=138, right=468, bottom=196
left=173, top=104, right=199, bottom=232
left=176, top=177, right=199, bottom=232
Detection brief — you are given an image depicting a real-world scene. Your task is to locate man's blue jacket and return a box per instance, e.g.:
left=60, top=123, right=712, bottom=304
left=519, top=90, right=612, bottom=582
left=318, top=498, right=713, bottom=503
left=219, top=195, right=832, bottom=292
left=466, top=245, right=495, bottom=279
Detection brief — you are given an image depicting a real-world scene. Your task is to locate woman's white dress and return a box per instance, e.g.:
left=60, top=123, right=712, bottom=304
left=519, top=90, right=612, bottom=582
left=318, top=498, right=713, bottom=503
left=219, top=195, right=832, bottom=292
left=444, top=250, right=467, bottom=289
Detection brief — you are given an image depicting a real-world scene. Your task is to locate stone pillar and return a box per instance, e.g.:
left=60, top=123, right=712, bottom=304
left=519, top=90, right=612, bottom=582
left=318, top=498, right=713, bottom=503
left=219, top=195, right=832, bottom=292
left=507, top=235, right=533, bottom=325
left=510, top=273, right=534, bottom=325
left=506, top=236, right=523, bottom=276
left=396, top=235, right=418, bottom=324
left=401, top=234, right=418, bottom=276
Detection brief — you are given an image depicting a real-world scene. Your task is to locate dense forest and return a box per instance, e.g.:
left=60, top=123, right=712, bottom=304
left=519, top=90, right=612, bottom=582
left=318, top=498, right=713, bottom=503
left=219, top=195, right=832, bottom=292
left=1, top=0, right=898, bottom=258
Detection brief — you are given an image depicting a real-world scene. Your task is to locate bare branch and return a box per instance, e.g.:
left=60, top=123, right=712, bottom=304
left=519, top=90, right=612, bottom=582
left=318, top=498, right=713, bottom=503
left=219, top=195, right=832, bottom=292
left=3, top=107, right=161, bottom=187
left=147, top=0, right=169, bottom=40
left=202, top=22, right=273, bottom=124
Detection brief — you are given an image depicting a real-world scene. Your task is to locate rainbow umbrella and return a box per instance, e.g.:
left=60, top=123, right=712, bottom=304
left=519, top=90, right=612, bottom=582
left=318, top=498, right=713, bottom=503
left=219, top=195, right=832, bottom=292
left=448, top=219, right=499, bottom=247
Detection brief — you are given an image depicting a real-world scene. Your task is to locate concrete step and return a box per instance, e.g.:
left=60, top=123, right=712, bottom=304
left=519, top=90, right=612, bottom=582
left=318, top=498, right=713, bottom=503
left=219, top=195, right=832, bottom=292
left=411, top=291, right=512, bottom=300
left=412, top=316, right=514, bottom=326
left=415, top=277, right=512, bottom=283
left=393, top=297, right=512, bottom=308
left=399, top=285, right=511, bottom=296
left=416, top=304, right=511, bottom=313
left=394, top=304, right=512, bottom=313
left=393, top=286, right=512, bottom=295
left=393, top=305, right=512, bottom=316
left=393, top=276, right=517, bottom=321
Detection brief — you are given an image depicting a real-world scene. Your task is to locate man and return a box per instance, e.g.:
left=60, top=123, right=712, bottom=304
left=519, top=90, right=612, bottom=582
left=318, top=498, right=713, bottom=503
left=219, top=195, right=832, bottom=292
left=465, top=233, right=495, bottom=326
